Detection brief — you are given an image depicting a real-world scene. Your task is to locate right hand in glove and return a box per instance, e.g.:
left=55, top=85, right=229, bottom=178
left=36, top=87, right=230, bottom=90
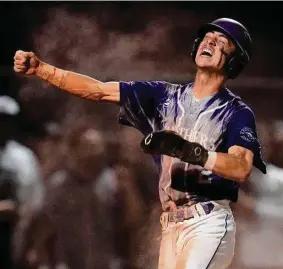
left=140, top=130, right=209, bottom=166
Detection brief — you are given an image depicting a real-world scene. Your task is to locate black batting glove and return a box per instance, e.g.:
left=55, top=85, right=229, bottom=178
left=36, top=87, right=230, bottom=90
left=140, top=130, right=209, bottom=166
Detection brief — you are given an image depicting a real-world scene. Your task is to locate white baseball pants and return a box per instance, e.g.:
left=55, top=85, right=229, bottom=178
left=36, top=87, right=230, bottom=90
left=158, top=200, right=236, bottom=269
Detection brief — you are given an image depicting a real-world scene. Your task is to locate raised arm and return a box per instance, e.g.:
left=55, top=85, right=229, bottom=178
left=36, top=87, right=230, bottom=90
left=13, top=50, right=119, bottom=103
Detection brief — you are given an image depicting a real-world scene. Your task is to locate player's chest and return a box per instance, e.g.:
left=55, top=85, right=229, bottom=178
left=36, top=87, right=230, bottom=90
left=162, top=100, right=227, bottom=150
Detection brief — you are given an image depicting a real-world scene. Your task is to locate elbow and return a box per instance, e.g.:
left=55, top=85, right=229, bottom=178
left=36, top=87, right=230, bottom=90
left=91, top=83, right=116, bottom=102
left=84, top=84, right=104, bottom=101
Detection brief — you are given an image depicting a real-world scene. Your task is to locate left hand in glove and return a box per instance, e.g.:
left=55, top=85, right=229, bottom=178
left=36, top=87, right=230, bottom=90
left=140, top=130, right=209, bottom=166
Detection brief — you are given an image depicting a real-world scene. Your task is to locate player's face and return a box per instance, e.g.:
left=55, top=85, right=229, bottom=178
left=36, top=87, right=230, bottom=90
left=195, top=31, right=236, bottom=73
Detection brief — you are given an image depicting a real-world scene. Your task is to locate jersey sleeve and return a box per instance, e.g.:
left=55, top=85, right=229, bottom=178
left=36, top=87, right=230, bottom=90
left=118, top=81, right=168, bottom=135
left=225, top=108, right=266, bottom=174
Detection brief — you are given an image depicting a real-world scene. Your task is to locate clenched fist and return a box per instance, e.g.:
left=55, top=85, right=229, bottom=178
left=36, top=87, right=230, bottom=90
left=13, top=50, right=40, bottom=75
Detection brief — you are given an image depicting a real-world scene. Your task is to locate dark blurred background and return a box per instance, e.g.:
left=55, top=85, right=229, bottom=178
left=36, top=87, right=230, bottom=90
left=0, top=2, right=283, bottom=269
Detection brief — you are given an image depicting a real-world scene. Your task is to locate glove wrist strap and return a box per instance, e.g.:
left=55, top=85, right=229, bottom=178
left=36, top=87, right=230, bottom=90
left=36, top=62, right=68, bottom=89
left=181, top=141, right=209, bottom=166
left=204, top=151, right=217, bottom=171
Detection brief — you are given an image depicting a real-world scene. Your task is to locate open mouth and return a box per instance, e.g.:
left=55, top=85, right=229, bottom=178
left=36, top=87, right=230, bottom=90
left=200, top=48, right=213, bottom=57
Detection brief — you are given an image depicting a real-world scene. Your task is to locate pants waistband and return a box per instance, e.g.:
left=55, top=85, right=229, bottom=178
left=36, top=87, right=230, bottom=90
left=161, top=202, right=215, bottom=224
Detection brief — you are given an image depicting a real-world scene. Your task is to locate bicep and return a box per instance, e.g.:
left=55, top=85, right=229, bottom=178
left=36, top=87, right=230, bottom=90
left=224, top=108, right=265, bottom=174
left=228, top=145, right=254, bottom=172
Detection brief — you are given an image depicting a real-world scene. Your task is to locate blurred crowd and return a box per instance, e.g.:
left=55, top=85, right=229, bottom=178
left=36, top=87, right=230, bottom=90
left=0, top=91, right=283, bottom=269
left=0, top=94, right=163, bottom=269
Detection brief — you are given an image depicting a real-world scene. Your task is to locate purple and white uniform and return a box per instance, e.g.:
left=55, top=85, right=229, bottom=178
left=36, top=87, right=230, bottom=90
left=119, top=81, right=265, bottom=210
left=118, top=81, right=266, bottom=269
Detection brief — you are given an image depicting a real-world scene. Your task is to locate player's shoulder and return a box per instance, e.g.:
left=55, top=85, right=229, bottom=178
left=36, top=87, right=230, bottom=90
left=223, top=88, right=256, bottom=122
left=120, top=80, right=190, bottom=92
left=139, top=80, right=191, bottom=96
left=164, top=81, right=191, bottom=95
left=223, top=88, right=254, bottom=113
left=146, top=80, right=186, bottom=92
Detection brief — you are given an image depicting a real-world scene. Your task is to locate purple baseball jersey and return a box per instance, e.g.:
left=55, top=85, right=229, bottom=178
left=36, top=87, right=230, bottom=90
left=118, top=81, right=266, bottom=211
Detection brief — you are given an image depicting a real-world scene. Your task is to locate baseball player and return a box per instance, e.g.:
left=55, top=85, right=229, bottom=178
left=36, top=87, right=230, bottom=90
left=14, top=18, right=266, bottom=269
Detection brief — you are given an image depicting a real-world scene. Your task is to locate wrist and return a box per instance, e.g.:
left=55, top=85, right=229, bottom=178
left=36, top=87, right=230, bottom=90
left=204, top=151, right=217, bottom=171
left=36, top=62, right=68, bottom=88
left=35, top=61, right=54, bottom=79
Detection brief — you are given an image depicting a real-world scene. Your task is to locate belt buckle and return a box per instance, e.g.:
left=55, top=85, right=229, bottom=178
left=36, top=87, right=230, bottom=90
left=174, top=209, right=185, bottom=223
left=201, top=202, right=215, bottom=215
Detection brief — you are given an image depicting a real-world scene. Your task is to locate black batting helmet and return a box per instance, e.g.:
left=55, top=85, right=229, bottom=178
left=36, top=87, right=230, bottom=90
left=191, top=18, right=252, bottom=79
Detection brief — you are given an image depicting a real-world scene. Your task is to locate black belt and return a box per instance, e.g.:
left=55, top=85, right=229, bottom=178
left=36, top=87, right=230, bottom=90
left=167, top=202, right=214, bottom=223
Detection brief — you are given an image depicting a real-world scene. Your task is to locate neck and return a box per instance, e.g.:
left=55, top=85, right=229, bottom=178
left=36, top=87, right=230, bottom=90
left=192, top=69, right=227, bottom=99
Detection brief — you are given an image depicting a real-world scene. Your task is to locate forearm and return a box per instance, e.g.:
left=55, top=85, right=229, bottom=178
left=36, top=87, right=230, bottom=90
left=35, top=61, right=119, bottom=102
left=140, top=130, right=254, bottom=183
left=205, top=152, right=251, bottom=182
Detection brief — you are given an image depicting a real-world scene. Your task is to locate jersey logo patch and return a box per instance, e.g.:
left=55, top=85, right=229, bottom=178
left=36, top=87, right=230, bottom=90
left=240, top=127, right=255, bottom=143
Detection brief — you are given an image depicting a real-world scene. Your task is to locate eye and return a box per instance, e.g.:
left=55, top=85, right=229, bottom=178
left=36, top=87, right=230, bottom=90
left=218, top=38, right=228, bottom=46
left=204, top=33, right=213, bottom=40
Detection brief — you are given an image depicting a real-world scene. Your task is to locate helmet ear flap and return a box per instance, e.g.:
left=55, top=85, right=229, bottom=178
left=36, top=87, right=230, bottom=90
left=191, top=37, right=202, bottom=63
left=225, top=52, right=248, bottom=79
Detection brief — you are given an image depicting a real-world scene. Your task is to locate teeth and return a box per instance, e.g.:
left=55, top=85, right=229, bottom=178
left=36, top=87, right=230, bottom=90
left=202, top=48, right=213, bottom=56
